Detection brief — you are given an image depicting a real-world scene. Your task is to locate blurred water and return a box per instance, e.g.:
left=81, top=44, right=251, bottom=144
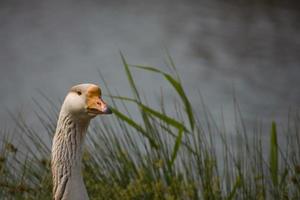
left=0, top=0, right=299, bottom=134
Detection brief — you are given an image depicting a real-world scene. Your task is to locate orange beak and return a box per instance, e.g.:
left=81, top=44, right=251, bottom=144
left=86, top=85, right=112, bottom=115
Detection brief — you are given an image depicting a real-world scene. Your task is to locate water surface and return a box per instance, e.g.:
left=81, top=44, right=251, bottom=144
left=0, top=0, right=299, bottom=135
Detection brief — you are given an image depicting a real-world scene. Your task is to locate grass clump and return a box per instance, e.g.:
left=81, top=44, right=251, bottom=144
left=0, top=53, right=299, bottom=199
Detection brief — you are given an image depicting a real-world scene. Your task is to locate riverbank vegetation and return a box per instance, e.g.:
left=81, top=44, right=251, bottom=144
left=0, top=54, right=299, bottom=199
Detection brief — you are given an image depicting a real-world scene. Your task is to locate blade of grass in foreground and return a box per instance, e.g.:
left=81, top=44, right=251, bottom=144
left=169, top=127, right=184, bottom=167
left=120, top=51, right=140, bottom=101
left=131, top=65, right=195, bottom=131
left=120, top=52, right=155, bottom=141
left=110, top=95, right=189, bottom=167
left=269, top=121, right=278, bottom=187
left=109, top=95, right=188, bottom=132
left=109, top=107, right=159, bottom=149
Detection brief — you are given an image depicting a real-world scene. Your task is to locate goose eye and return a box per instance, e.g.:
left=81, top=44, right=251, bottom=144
left=77, top=91, right=82, bottom=96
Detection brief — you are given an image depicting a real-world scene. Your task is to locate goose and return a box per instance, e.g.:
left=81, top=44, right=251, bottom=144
left=51, top=83, right=112, bottom=200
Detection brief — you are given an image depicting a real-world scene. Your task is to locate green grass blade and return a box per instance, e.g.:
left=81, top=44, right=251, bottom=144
left=110, top=107, right=159, bottom=149
left=109, top=95, right=188, bottom=132
left=131, top=65, right=195, bottom=130
left=170, top=128, right=184, bottom=167
left=164, top=49, right=180, bottom=81
left=164, top=74, right=194, bottom=130
left=120, top=53, right=156, bottom=139
left=141, top=104, right=188, bottom=132
left=120, top=51, right=140, bottom=101
left=269, top=121, right=278, bottom=186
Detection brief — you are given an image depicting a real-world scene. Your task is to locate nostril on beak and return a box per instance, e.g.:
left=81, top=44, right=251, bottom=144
left=103, top=106, right=113, bottom=114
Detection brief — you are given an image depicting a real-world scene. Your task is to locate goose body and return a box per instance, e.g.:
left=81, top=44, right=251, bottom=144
left=51, top=84, right=112, bottom=200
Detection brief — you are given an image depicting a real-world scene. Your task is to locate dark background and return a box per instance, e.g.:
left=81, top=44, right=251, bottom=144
left=0, top=0, right=299, bottom=133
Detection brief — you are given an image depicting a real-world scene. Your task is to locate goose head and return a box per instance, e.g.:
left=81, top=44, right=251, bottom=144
left=62, top=83, right=112, bottom=120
